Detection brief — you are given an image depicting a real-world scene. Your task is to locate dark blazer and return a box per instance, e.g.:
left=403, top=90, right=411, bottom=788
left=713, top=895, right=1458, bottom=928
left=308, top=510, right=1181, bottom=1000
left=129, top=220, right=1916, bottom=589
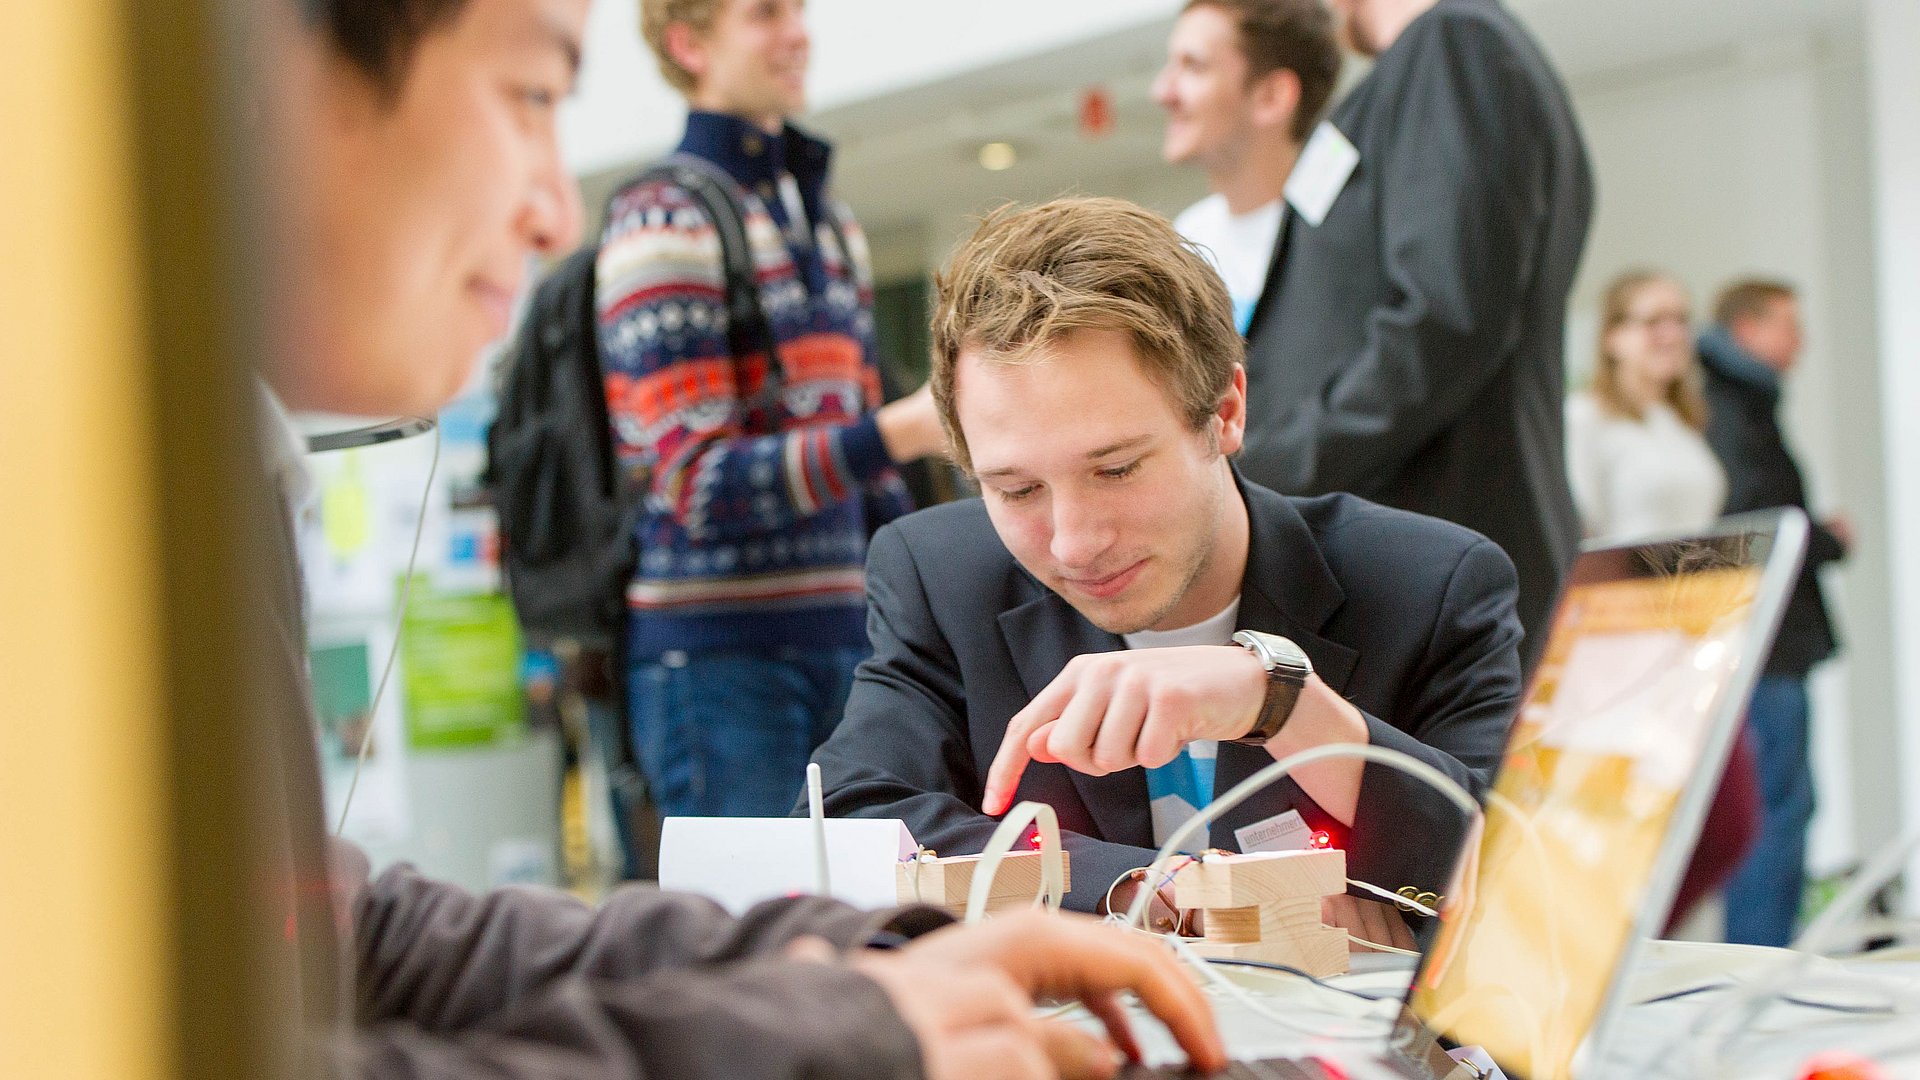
left=811, top=479, right=1524, bottom=912
left=1700, top=349, right=1844, bottom=677
left=1238, top=0, right=1593, bottom=667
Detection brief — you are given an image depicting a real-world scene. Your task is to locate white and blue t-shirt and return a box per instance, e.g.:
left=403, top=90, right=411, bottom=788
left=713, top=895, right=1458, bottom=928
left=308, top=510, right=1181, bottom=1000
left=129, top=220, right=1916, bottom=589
left=1173, top=195, right=1283, bottom=335
left=1122, top=600, right=1241, bottom=850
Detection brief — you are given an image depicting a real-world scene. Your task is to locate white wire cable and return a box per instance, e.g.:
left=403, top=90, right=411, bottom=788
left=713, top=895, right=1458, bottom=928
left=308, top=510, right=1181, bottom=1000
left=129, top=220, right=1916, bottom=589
left=1124, top=742, right=1481, bottom=933
left=965, top=799, right=1065, bottom=922
left=334, top=423, right=440, bottom=837
left=1639, top=826, right=1920, bottom=1079
left=1168, top=934, right=1391, bottom=1041
left=1345, top=935, right=1421, bottom=957
left=1348, top=877, right=1438, bottom=917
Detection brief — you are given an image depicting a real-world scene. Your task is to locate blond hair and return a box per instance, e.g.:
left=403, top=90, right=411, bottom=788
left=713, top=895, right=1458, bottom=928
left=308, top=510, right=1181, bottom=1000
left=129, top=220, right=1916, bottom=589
left=930, top=198, right=1242, bottom=472
left=1592, top=269, right=1708, bottom=431
left=641, top=0, right=724, bottom=95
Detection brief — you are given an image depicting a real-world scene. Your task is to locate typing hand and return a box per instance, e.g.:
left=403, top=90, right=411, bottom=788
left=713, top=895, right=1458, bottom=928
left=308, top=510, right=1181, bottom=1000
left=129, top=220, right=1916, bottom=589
left=854, top=911, right=1227, bottom=1079
left=983, top=647, right=1266, bottom=816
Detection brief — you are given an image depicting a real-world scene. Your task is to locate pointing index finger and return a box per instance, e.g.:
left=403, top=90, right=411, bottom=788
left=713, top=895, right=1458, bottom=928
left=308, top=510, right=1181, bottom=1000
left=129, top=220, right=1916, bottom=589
left=983, top=672, right=1076, bottom=815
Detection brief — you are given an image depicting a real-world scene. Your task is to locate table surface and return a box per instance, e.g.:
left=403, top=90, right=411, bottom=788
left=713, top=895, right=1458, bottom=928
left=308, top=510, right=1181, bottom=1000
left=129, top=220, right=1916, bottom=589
left=1081, top=939, right=1920, bottom=1079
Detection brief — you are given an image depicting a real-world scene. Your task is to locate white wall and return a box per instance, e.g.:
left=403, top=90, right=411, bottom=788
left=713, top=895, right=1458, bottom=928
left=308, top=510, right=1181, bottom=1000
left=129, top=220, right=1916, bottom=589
left=1863, top=0, right=1920, bottom=903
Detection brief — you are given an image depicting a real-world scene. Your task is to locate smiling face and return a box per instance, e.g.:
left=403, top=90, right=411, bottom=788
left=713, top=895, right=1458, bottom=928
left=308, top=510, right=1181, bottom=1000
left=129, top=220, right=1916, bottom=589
left=1153, top=5, right=1261, bottom=169
left=677, top=0, right=809, bottom=130
left=957, top=328, right=1251, bottom=635
left=269, top=0, right=586, bottom=417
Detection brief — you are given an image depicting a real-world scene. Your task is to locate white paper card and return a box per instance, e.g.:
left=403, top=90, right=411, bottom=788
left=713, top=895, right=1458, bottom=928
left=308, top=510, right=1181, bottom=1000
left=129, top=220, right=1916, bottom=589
left=1284, top=121, right=1360, bottom=228
left=659, top=817, right=918, bottom=914
left=1235, top=809, right=1314, bottom=854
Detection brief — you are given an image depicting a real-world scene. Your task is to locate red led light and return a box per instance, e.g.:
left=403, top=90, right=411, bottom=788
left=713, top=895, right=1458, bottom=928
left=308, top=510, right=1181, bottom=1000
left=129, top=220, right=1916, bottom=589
left=1799, top=1052, right=1886, bottom=1080
left=1310, top=830, right=1333, bottom=850
left=1027, top=827, right=1044, bottom=851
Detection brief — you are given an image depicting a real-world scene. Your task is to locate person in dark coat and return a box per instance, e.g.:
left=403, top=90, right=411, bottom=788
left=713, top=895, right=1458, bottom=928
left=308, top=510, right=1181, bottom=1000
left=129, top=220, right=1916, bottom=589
left=1697, top=277, right=1851, bottom=947
left=251, top=0, right=1224, bottom=1076
left=1236, top=0, right=1593, bottom=671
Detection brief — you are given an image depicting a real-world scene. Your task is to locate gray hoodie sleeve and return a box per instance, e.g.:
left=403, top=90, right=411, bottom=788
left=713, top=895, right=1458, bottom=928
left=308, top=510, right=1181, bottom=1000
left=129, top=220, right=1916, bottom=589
left=317, top=856, right=950, bottom=1079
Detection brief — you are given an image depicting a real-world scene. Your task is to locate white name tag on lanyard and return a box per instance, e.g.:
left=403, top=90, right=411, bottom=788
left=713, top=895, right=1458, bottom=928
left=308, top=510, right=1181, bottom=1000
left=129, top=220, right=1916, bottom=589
left=1284, top=121, right=1360, bottom=228
left=1234, top=808, right=1314, bottom=854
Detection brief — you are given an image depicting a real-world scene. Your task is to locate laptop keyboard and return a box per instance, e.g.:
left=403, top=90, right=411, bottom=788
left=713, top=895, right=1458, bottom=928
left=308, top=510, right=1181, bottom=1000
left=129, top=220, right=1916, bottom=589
left=1117, top=1059, right=1331, bottom=1079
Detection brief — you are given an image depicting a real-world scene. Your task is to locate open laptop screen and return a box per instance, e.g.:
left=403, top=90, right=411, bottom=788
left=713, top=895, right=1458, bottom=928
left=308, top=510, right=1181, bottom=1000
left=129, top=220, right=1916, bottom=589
left=1405, top=516, right=1802, bottom=1080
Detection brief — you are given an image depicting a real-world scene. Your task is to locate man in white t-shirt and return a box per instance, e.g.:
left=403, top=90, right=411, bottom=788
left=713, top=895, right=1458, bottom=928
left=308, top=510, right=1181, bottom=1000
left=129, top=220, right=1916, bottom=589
left=1155, top=0, right=1341, bottom=333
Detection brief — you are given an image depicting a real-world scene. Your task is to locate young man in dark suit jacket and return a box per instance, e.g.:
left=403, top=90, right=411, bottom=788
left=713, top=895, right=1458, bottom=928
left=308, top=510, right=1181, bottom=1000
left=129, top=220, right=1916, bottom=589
left=810, top=199, right=1525, bottom=949
left=1235, top=0, right=1593, bottom=671
left=253, top=1, right=1223, bottom=1076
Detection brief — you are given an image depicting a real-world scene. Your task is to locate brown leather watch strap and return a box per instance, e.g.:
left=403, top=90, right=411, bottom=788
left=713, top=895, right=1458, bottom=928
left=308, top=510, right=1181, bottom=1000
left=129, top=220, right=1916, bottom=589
left=1232, top=672, right=1304, bottom=745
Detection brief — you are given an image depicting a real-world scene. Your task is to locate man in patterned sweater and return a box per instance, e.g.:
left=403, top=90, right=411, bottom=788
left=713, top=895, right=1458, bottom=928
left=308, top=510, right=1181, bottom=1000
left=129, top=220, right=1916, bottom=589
left=598, top=0, right=946, bottom=818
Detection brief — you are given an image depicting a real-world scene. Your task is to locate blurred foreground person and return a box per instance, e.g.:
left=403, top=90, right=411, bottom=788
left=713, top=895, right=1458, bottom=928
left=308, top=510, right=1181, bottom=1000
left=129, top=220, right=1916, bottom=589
left=257, top=0, right=1223, bottom=1076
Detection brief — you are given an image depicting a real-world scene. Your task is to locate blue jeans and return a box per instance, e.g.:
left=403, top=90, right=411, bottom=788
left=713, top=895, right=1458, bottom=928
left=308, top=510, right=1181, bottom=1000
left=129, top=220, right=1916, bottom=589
left=628, top=645, right=866, bottom=818
left=1723, top=675, right=1816, bottom=946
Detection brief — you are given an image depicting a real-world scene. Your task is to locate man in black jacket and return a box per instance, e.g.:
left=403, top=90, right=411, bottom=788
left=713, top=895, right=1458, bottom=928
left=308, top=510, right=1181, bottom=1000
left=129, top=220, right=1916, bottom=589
left=1236, top=0, right=1592, bottom=671
left=255, top=0, right=1223, bottom=1075
left=810, top=199, right=1524, bottom=950
left=1698, top=278, right=1851, bottom=947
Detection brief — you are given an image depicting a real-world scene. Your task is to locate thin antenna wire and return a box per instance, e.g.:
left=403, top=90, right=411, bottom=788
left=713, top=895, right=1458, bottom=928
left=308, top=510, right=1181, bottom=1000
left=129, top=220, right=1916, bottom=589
left=336, top=423, right=440, bottom=837
left=807, top=762, right=831, bottom=895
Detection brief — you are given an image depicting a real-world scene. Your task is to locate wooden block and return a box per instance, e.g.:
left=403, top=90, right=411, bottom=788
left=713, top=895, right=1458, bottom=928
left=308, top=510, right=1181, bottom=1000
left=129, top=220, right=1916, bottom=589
left=1198, top=900, right=1324, bottom=945
left=895, top=850, right=1071, bottom=908
left=1171, top=850, right=1345, bottom=909
left=1186, top=924, right=1350, bottom=978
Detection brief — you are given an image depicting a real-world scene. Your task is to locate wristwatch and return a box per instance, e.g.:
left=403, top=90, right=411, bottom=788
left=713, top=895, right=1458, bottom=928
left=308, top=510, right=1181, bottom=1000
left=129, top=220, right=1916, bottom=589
left=1229, top=630, right=1313, bottom=745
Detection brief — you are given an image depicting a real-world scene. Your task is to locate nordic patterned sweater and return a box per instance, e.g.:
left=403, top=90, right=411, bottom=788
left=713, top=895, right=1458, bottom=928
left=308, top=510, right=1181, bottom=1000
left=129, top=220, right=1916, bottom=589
left=596, top=112, right=912, bottom=660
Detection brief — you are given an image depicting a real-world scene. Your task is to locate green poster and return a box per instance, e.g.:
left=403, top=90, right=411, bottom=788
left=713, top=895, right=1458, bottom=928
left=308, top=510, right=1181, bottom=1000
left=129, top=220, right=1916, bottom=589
left=399, top=585, right=527, bottom=750
left=310, top=639, right=375, bottom=764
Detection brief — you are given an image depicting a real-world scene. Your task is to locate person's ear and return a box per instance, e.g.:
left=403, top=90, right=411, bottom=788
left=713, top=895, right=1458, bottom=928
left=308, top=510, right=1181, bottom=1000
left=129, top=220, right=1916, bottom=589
left=1215, top=365, right=1248, bottom=457
left=663, top=21, right=711, bottom=84
left=1248, top=68, right=1302, bottom=134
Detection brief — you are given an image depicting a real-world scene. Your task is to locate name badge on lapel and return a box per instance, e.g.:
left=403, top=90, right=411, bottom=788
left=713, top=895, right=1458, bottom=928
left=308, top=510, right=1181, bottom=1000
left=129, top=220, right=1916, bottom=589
left=1284, top=121, right=1360, bottom=228
left=1234, top=808, right=1314, bottom=854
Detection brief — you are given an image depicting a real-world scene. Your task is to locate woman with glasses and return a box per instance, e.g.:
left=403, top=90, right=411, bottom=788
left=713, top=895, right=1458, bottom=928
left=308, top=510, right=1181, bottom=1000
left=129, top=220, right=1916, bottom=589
left=1567, top=269, right=1727, bottom=540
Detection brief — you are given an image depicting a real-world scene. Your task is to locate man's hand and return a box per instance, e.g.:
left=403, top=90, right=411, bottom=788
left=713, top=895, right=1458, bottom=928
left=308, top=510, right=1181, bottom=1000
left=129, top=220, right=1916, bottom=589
left=983, top=647, right=1266, bottom=815
left=846, top=911, right=1227, bottom=1079
left=1321, top=894, right=1416, bottom=954
left=876, top=382, right=946, bottom=462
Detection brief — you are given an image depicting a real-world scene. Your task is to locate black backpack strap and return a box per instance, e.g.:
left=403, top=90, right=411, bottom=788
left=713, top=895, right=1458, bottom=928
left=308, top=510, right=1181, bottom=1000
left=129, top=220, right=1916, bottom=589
left=633, top=154, right=781, bottom=397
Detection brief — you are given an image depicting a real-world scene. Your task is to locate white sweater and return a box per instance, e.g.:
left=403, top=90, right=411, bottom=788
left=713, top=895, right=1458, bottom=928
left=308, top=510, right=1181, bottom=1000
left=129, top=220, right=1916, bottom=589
left=1565, top=392, right=1727, bottom=541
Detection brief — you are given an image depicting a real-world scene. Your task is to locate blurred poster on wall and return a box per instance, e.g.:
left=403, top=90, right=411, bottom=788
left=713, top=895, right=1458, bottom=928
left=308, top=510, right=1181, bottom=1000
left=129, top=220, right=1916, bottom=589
left=399, top=584, right=528, bottom=750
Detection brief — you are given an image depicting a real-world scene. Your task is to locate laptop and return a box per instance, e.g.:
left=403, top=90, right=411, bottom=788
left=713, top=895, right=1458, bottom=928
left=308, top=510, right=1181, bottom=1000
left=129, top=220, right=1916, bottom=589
left=1124, top=508, right=1809, bottom=1080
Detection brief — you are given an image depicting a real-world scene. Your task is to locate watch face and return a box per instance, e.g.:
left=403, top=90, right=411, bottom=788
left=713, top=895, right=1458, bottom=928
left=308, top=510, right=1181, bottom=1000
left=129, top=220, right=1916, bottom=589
left=1271, top=637, right=1309, bottom=669
left=1236, top=630, right=1311, bottom=678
